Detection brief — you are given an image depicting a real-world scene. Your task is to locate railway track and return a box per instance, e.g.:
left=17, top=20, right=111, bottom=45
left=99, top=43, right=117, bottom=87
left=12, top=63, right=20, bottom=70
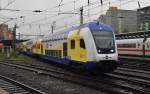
left=114, top=67, right=150, bottom=80
left=122, top=63, right=150, bottom=71
left=0, top=74, right=45, bottom=94
left=119, top=57, right=150, bottom=71
left=0, top=61, right=150, bottom=94
left=105, top=72, right=150, bottom=93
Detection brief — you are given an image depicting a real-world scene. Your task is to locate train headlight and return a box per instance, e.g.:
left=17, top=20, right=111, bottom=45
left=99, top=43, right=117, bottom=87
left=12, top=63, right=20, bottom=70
left=98, top=50, right=101, bottom=53
left=110, top=49, right=114, bottom=52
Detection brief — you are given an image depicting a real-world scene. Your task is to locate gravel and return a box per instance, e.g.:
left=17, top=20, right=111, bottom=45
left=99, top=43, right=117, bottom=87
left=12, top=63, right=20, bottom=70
left=0, top=55, right=105, bottom=94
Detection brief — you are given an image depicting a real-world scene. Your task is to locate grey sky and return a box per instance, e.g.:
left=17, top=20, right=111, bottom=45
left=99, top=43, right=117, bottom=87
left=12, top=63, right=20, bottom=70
left=0, top=0, right=150, bottom=39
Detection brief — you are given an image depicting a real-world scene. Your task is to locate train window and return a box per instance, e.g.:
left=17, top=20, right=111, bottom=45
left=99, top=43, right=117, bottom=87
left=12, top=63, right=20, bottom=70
left=59, top=50, right=61, bottom=58
left=52, top=50, right=54, bottom=57
left=147, top=43, right=150, bottom=48
left=138, top=43, right=140, bottom=48
left=71, top=40, right=75, bottom=49
left=55, top=51, right=57, bottom=57
left=45, top=50, right=47, bottom=55
left=54, top=50, right=56, bottom=57
left=117, top=43, right=136, bottom=48
left=49, top=50, right=51, bottom=56
left=80, top=39, right=86, bottom=49
left=48, top=50, right=49, bottom=55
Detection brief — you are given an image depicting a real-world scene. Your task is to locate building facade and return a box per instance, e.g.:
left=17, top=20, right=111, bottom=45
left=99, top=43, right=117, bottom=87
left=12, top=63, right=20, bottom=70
left=137, top=6, right=150, bottom=31
left=0, top=24, right=13, bottom=40
left=98, top=7, right=137, bottom=34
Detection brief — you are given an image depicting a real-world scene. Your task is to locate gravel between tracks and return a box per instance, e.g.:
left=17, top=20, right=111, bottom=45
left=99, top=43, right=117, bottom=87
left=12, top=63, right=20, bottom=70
left=0, top=55, right=105, bottom=94
left=120, top=59, right=150, bottom=71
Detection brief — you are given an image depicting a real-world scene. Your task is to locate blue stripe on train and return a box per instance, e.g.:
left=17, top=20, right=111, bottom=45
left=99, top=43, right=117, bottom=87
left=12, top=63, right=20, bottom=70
left=24, top=52, right=118, bottom=70
left=41, top=55, right=96, bottom=70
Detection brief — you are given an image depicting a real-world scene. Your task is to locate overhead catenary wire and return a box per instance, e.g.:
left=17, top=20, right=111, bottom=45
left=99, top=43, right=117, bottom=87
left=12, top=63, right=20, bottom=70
left=16, top=0, right=103, bottom=26
left=16, top=0, right=136, bottom=35
left=1, top=0, right=146, bottom=26
left=2, top=0, right=148, bottom=37
left=19, top=0, right=107, bottom=26
left=43, top=0, right=80, bottom=12
left=22, top=0, right=137, bottom=26
left=43, top=0, right=140, bottom=32
left=21, top=0, right=129, bottom=26
left=3, top=0, right=17, bottom=9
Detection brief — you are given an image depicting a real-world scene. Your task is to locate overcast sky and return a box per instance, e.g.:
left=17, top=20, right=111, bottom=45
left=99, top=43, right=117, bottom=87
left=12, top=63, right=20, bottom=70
left=0, top=0, right=150, bottom=39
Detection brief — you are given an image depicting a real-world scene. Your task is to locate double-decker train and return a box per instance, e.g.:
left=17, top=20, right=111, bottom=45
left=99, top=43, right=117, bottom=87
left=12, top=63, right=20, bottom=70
left=20, top=21, right=119, bottom=72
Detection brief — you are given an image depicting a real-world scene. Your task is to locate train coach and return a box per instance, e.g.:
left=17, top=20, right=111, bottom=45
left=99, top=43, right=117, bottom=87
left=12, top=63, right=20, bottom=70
left=21, top=21, right=119, bottom=72
left=116, top=31, right=150, bottom=60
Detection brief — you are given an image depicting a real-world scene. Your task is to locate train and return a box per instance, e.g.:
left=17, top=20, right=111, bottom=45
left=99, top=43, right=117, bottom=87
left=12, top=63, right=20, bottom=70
left=116, top=32, right=150, bottom=60
left=19, top=21, right=119, bottom=72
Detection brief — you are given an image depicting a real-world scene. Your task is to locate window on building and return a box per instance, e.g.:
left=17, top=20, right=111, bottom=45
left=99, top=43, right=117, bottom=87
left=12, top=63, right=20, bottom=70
left=80, top=39, right=86, bottom=49
left=71, top=40, right=75, bottom=49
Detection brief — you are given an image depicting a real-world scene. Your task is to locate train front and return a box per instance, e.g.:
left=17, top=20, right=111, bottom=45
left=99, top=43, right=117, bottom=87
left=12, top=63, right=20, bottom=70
left=85, top=22, right=118, bottom=72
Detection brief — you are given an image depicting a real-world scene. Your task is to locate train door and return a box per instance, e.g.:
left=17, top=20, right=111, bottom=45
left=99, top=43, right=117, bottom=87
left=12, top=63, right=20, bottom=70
left=79, top=38, right=86, bottom=62
left=143, top=39, right=146, bottom=57
left=68, top=37, right=78, bottom=61
left=145, top=39, right=150, bottom=56
left=67, top=37, right=86, bottom=62
left=63, top=42, right=70, bottom=65
left=63, top=42, right=67, bottom=57
left=41, top=45, right=43, bottom=54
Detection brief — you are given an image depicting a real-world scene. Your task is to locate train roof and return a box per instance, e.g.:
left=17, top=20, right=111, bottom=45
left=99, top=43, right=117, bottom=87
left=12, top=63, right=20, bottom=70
left=116, top=31, right=150, bottom=40
left=63, top=21, right=112, bottom=33
left=84, top=21, right=112, bottom=32
left=43, top=21, right=112, bottom=39
left=116, top=38, right=143, bottom=43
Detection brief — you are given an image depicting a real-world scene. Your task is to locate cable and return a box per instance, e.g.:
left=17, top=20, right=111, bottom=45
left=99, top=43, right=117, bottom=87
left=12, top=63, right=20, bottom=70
left=17, top=0, right=130, bottom=28
left=50, top=0, right=139, bottom=32
left=43, top=0, right=80, bottom=12
left=13, top=0, right=147, bottom=35
left=3, top=0, right=17, bottom=9
left=20, top=0, right=105, bottom=25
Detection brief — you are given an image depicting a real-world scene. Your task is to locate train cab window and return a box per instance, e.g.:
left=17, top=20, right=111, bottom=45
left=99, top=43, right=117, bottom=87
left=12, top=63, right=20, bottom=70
left=71, top=40, right=75, bottom=49
left=138, top=43, right=141, bottom=48
left=147, top=43, right=150, bottom=48
left=80, top=39, right=86, bottom=49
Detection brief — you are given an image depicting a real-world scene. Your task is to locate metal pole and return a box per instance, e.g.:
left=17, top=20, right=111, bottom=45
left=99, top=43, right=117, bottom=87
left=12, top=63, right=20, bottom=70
left=143, top=22, right=148, bottom=58
left=0, top=0, right=1, bottom=9
left=119, top=17, right=122, bottom=34
left=18, top=32, right=20, bottom=41
left=118, top=12, right=124, bottom=34
left=51, top=21, right=56, bottom=34
left=80, top=7, right=83, bottom=25
left=13, top=24, right=17, bottom=51
left=143, top=31, right=146, bottom=58
left=51, top=25, right=54, bottom=34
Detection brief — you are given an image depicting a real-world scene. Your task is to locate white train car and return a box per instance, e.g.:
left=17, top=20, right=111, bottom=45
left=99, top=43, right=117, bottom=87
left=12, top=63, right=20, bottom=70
left=116, top=31, right=150, bottom=60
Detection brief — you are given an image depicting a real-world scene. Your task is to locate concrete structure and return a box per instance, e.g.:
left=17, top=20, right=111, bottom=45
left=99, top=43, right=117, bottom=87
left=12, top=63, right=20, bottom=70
left=98, top=7, right=137, bottom=34
left=137, top=6, right=150, bottom=31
